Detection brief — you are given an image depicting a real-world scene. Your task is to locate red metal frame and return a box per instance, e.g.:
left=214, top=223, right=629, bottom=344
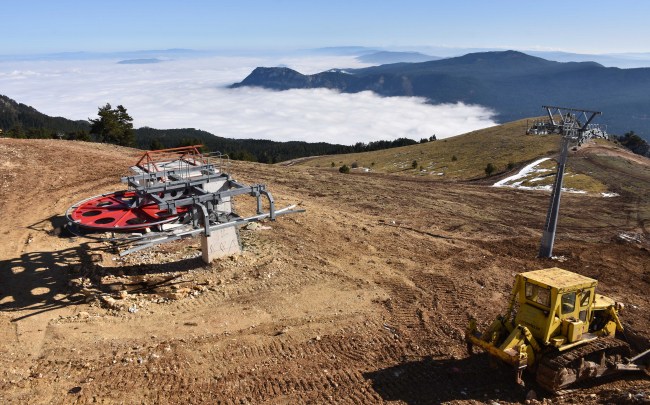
left=135, top=145, right=206, bottom=173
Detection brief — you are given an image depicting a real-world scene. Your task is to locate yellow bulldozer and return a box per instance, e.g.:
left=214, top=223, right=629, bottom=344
left=466, top=267, right=649, bottom=392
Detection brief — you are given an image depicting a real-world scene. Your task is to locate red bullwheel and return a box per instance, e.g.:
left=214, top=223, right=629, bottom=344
left=65, top=190, right=187, bottom=232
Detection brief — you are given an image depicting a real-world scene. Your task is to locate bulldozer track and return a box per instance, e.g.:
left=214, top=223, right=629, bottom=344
left=536, top=337, right=631, bottom=392
left=415, top=272, right=474, bottom=335
left=163, top=265, right=372, bottom=317
left=541, top=338, right=630, bottom=370
left=377, top=269, right=474, bottom=358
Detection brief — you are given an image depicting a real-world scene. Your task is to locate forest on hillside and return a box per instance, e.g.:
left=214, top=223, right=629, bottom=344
left=0, top=96, right=425, bottom=162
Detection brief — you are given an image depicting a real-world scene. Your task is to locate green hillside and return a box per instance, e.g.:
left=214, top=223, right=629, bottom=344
left=295, top=118, right=562, bottom=180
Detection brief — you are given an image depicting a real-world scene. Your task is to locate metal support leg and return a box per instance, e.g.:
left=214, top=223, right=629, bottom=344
left=256, top=193, right=263, bottom=215
left=194, top=203, right=211, bottom=236
left=539, top=136, right=569, bottom=258
left=262, top=190, right=275, bottom=220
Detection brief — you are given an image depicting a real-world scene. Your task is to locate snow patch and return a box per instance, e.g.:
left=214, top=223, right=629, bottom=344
left=564, top=189, right=587, bottom=194
left=493, top=158, right=551, bottom=188
left=493, top=157, right=610, bottom=196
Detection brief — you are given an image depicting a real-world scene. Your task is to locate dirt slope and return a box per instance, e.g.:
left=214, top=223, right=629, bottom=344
left=0, top=138, right=648, bottom=404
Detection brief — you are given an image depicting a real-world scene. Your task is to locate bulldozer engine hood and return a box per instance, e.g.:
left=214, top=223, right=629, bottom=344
left=593, top=293, right=616, bottom=310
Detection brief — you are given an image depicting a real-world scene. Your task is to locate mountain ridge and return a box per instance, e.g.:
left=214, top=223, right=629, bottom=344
left=0, top=94, right=90, bottom=134
left=231, top=50, right=650, bottom=140
left=356, top=51, right=440, bottom=64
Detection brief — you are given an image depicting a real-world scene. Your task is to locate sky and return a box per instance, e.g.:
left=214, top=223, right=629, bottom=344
left=0, top=1, right=647, bottom=145
left=2, top=0, right=649, bottom=55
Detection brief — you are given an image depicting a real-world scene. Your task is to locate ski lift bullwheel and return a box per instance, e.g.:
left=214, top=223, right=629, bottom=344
left=65, top=190, right=187, bottom=232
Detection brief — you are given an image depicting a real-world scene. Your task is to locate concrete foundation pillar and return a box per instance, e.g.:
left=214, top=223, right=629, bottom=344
left=201, top=226, right=242, bottom=264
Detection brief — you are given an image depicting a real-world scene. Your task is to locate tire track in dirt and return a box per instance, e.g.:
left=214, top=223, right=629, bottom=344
left=45, top=320, right=403, bottom=403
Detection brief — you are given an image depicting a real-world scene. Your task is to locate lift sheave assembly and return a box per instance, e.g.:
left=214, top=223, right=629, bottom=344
left=65, top=145, right=302, bottom=261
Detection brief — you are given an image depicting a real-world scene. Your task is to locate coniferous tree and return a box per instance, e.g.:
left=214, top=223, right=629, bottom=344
left=89, top=103, right=135, bottom=146
left=149, top=138, right=164, bottom=150
left=617, top=131, right=650, bottom=157
left=485, top=162, right=496, bottom=176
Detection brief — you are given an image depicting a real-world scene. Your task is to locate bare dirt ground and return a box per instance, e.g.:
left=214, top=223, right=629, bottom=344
left=1, top=138, right=648, bottom=404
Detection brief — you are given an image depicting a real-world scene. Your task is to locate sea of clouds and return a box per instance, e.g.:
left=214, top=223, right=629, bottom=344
left=0, top=55, right=497, bottom=145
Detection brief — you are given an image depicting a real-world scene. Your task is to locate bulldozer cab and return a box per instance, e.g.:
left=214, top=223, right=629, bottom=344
left=514, top=268, right=597, bottom=346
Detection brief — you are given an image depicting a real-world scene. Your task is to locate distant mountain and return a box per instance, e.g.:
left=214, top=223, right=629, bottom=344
left=526, top=51, right=650, bottom=68
left=356, top=51, right=440, bottom=64
left=117, top=58, right=163, bottom=64
left=231, top=50, right=650, bottom=141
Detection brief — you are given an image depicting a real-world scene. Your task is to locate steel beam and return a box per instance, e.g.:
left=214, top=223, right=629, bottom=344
left=542, top=105, right=602, bottom=116
left=579, top=111, right=601, bottom=131
left=118, top=205, right=304, bottom=256
left=154, top=184, right=268, bottom=213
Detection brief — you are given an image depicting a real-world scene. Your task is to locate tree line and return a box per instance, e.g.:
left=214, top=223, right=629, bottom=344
left=0, top=101, right=439, bottom=163
left=2, top=98, right=649, bottom=161
left=615, top=131, right=650, bottom=157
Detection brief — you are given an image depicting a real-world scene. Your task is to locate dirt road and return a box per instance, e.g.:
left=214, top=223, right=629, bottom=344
left=1, top=138, right=648, bottom=404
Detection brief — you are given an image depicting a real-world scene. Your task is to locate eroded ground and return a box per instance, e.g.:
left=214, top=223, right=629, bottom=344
left=0, top=138, right=648, bottom=404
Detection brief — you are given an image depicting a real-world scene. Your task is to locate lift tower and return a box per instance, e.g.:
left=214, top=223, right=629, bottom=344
left=538, top=106, right=603, bottom=258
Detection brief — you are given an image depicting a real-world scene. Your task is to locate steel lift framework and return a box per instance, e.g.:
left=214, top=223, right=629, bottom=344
left=527, top=106, right=608, bottom=141
left=65, top=145, right=302, bottom=258
left=535, top=106, right=605, bottom=258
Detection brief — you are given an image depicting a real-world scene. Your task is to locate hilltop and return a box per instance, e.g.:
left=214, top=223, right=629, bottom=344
left=0, top=94, right=90, bottom=136
left=0, top=131, right=648, bottom=403
left=232, top=50, right=650, bottom=141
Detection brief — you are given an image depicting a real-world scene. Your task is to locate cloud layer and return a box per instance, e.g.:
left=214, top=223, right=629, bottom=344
left=0, top=55, right=497, bottom=145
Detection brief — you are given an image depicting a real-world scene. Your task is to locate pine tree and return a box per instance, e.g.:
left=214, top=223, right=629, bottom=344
left=89, top=103, right=135, bottom=147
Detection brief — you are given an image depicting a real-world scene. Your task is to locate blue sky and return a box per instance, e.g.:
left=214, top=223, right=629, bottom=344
left=3, top=0, right=649, bottom=55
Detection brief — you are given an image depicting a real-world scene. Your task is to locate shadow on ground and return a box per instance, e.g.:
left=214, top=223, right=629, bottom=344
left=364, top=355, right=531, bottom=404
left=0, top=244, right=95, bottom=320
left=0, top=240, right=205, bottom=321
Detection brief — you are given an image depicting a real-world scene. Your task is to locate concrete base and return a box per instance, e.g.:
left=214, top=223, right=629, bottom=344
left=201, top=226, right=242, bottom=264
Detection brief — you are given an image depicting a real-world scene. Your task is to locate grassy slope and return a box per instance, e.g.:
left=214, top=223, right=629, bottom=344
left=514, top=158, right=608, bottom=193
left=294, top=118, right=561, bottom=180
